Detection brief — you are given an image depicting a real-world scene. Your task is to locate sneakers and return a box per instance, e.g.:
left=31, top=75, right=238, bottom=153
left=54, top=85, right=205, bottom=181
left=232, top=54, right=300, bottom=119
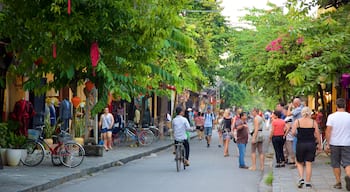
left=345, top=176, right=350, bottom=191
left=239, top=166, right=249, bottom=169
left=333, top=182, right=342, bottom=189
left=298, top=179, right=305, bottom=188
left=184, top=160, right=190, bottom=166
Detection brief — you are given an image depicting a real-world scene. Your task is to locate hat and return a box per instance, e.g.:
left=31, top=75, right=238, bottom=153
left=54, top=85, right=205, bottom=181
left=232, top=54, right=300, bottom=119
left=187, top=108, right=192, bottom=111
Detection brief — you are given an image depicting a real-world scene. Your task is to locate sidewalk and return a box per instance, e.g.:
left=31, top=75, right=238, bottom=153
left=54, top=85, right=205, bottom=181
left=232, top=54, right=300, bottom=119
left=0, top=134, right=185, bottom=192
left=270, top=150, right=348, bottom=192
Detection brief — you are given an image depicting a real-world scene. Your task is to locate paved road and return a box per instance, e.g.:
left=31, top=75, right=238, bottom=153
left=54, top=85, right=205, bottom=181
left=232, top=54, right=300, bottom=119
left=47, top=130, right=263, bottom=192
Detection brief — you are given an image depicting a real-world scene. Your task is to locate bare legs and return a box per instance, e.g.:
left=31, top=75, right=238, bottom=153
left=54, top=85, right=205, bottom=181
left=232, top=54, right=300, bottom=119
left=102, top=132, right=113, bottom=150
left=223, top=138, right=230, bottom=156
left=296, top=161, right=312, bottom=183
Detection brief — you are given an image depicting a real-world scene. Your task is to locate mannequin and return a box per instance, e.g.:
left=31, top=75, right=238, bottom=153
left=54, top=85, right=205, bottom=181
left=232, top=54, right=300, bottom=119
left=59, top=98, right=72, bottom=132
left=11, top=98, right=35, bottom=136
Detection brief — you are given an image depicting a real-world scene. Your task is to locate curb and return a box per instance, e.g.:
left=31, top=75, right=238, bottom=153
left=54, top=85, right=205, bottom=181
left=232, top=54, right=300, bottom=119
left=18, top=134, right=197, bottom=192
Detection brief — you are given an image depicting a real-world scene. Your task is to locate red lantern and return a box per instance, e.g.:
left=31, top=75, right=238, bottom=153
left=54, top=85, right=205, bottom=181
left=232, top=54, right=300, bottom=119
left=71, top=96, right=81, bottom=108
left=85, top=81, right=95, bottom=92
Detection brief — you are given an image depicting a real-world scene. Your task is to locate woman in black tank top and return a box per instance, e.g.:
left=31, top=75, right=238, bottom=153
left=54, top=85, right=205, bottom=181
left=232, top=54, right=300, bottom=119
left=291, top=107, right=321, bottom=189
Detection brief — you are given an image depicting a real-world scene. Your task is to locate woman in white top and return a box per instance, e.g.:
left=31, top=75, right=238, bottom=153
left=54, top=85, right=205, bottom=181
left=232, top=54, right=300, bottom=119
left=99, top=107, right=114, bottom=151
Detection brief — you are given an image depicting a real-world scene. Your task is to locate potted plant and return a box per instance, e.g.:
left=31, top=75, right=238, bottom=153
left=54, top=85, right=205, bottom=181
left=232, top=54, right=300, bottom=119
left=43, top=117, right=57, bottom=147
left=0, top=123, right=8, bottom=165
left=6, top=132, right=27, bottom=166
left=73, top=116, right=85, bottom=145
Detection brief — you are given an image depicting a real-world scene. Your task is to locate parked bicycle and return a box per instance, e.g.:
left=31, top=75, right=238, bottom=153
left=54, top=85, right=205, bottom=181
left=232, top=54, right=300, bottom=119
left=174, top=140, right=186, bottom=172
left=21, top=125, right=85, bottom=168
left=113, top=121, right=154, bottom=146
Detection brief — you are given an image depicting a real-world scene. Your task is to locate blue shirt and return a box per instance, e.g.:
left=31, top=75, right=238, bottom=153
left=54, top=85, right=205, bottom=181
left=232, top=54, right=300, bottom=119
left=204, top=113, right=215, bottom=127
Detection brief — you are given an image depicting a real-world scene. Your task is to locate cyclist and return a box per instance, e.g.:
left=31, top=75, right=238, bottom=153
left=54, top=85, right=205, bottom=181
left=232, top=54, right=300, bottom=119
left=172, top=106, right=192, bottom=166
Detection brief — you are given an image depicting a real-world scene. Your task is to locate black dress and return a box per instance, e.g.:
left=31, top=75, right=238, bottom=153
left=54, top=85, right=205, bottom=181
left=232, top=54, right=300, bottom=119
left=296, top=120, right=316, bottom=162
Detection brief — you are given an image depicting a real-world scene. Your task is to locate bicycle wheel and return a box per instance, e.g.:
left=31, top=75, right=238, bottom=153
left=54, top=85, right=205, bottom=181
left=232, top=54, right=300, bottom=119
left=59, top=142, right=85, bottom=168
left=150, top=128, right=160, bottom=141
left=138, top=130, right=154, bottom=146
left=175, top=145, right=182, bottom=172
left=21, top=140, right=45, bottom=167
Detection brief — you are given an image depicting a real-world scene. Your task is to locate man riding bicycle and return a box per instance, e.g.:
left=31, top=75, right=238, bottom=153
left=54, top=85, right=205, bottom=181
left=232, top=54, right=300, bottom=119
left=172, top=106, right=192, bottom=166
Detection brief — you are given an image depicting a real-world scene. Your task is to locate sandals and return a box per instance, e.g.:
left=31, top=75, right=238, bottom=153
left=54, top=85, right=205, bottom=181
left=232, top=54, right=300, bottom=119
left=333, top=182, right=342, bottom=189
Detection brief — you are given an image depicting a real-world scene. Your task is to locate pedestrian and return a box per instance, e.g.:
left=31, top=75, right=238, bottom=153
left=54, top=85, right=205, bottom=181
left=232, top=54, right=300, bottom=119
left=291, top=107, right=321, bottom=189
left=234, top=111, right=249, bottom=169
left=204, top=106, right=215, bottom=148
left=217, top=109, right=225, bottom=148
left=325, top=98, right=350, bottom=190
left=283, top=106, right=296, bottom=167
left=221, top=109, right=232, bottom=157
left=172, top=106, right=192, bottom=166
left=287, top=97, right=304, bottom=154
left=269, top=110, right=286, bottom=168
left=194, top=111, right=204, bottom=140
left=249, top=108, right=265, bottom=171
left=99, top=107, right=114, bottom=151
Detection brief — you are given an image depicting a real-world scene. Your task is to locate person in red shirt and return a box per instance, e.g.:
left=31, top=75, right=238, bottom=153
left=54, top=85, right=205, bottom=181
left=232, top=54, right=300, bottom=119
left=269, top=110, right=286, bottom=168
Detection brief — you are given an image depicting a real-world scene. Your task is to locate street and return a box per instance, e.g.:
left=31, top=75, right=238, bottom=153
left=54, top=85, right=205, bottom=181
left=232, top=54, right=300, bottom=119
left=48, top=130, right=263, bottom=192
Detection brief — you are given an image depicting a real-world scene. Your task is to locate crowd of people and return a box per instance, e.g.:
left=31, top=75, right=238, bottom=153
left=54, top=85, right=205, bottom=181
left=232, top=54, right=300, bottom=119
left=172, top=97, right=350, bottom=191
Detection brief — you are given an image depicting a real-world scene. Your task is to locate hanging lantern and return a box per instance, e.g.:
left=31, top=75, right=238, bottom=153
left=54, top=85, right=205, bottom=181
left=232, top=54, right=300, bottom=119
left=90, top=42, right=100, bottom=76
left=68, top=0, right=71, bottom=15
left=85, top=80, right=95, bottom=92
left=52, top=43, right=57, bottom=58
left=341, top=73, right=350, bottom=88
left=71, top=96, right=81, bottom=108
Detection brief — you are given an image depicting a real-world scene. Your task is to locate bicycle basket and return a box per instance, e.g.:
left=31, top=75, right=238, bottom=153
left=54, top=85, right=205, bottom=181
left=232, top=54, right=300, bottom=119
left=28, top=129, right=41, bottom=140
left=58, top=132, right=74, bottom=143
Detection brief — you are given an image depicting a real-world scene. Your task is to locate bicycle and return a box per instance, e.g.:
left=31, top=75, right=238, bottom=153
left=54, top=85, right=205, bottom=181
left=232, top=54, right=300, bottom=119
left=113, top=121, right=154, bottom=146
left=174, top=140, right=186, bottom=172
left=21, top=125, right=85, bottom=168
left=147, top=126, right=160, bottom=141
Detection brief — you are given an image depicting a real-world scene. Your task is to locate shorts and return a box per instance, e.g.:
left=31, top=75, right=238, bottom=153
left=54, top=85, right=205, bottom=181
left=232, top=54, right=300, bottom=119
left=330, top=145, right=350, bottom=168
left=222, top=131, right=232, bottom=140
left=296, top=142, right=316, bottom=162
left=101, top=128, right=112, bottom=133
left=251, top=142, right=263, bottom=154
left=204, top=126, right=212, bottom=136
left=196, top=126, right=203, bottom=131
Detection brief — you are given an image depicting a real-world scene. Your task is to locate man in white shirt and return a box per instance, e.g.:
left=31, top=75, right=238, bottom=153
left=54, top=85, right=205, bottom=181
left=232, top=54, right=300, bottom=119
left=326, top=98, right=350, bottom=190
left=172, top=107, right=192, bottom=166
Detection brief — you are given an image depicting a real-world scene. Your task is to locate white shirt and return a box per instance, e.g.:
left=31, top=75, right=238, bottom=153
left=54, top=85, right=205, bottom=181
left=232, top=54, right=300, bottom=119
left=326, top=111, right=350, bottom=146
left=172, top=115, right=191, bottom=140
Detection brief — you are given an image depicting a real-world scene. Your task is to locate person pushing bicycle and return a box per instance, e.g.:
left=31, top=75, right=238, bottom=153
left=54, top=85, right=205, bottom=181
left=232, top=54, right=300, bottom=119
left=172, top=106, right=192, bottom=166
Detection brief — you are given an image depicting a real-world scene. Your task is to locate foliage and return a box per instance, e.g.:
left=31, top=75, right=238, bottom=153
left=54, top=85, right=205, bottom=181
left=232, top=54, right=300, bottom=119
left=0, top=123, right=8, bottom=148
left=7, top=132, right=26, bottom=149
left=74, top=116, right=85, bottom=138
left=264, top=171, right=274, bottom=186
left=222, top=1, right=350, bottom=103
left=0, top=0, right=205, bottom=114
left=44, top=116, right=57, bottom=139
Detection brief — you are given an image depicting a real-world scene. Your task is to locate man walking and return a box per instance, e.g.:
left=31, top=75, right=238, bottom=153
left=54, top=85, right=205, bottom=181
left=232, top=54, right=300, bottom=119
left=204, top=106, right=215, bottom=148
left=325, top=98, right=350, bottom=190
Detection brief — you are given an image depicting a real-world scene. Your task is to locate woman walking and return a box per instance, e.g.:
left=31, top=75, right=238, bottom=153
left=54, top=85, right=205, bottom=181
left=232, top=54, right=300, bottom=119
left=291, top=107, right=321, bottom=189
left=269, top=110, right=286, bottom=168
left=99, top=107, right=115, bottom=151
left=221, top=109, right=232, bottom=156
left=194, top=112, right=204, bottom=140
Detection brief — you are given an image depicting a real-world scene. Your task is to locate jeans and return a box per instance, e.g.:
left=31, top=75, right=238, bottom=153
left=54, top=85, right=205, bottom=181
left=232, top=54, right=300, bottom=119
left=237, top=143, right=247, bottom=167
